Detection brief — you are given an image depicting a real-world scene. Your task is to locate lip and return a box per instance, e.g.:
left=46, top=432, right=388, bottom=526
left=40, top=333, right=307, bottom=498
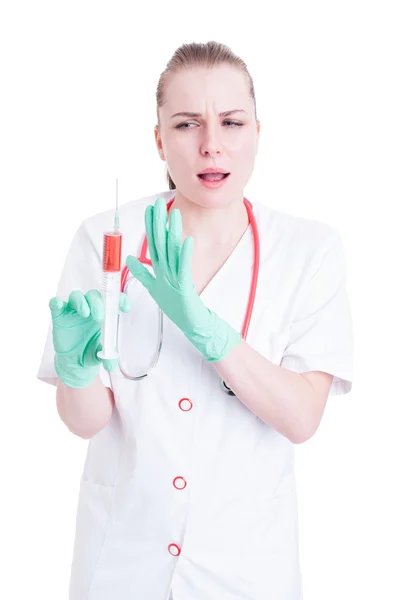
left=197, top=167, right=229, bottom=175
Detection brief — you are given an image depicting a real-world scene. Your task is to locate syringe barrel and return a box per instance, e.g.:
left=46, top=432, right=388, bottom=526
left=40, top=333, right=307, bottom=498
left=103, top=232, right=122, bottom=272
left=99, top=270, right=121, bottom=360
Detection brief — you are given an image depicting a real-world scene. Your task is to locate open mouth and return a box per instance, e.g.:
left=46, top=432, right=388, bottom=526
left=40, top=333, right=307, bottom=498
left=198, top=173, right=230, bottom=181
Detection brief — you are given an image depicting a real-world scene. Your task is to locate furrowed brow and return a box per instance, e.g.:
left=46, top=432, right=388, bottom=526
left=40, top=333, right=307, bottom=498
left=171, top=109, right=247, bottom=119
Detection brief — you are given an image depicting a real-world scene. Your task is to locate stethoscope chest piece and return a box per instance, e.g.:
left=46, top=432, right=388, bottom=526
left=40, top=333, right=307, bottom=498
left=221, top=379, right=236, bottom=396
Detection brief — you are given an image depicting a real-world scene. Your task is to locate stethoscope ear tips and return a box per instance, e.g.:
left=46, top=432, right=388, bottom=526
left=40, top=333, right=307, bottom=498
left=221, top=379, right=236, bottom=396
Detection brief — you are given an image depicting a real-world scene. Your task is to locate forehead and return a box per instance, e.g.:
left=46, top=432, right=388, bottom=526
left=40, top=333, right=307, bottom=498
left=162, top=65, right=251, bottom=114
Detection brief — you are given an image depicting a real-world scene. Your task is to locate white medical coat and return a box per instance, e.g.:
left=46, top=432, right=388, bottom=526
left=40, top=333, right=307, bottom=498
left=37, top=190, right=353, bottom=600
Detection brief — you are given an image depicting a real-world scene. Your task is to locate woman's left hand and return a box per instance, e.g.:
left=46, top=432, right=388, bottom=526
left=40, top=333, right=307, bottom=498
left=126, top=197, right=212, bottom=335
left=126, top=197, right=242, bottom=362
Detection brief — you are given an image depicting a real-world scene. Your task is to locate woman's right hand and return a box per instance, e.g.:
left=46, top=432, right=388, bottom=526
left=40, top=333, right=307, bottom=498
left=49, top=289, right=131, bottom=389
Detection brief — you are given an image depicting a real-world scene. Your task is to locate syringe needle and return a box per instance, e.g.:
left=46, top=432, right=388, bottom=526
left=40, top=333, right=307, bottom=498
left=114, top=178, right=120, bottom=231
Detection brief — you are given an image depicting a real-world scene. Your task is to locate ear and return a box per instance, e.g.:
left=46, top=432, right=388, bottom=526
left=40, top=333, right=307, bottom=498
left=255, top=120, right=261, bottom=155
left=154, top=125, right=166, bottom=161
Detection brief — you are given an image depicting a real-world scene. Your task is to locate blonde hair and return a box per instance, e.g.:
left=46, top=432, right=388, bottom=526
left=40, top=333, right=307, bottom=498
left=156, top=41, right=257, bottom=190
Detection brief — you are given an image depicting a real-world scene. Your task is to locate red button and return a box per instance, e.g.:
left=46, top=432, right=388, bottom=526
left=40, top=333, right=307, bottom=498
left=168, top=543, right=181, bottom=556
left=173, top=476, right=187, bottom=490
left=179, top=398, right=193, bottom=411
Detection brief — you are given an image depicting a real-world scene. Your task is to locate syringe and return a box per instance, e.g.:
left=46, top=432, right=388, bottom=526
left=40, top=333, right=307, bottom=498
left=97, top=179, right=122, bottom=361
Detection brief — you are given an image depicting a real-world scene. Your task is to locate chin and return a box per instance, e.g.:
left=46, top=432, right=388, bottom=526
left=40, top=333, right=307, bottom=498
left=174, top=178, right=244, bottom=208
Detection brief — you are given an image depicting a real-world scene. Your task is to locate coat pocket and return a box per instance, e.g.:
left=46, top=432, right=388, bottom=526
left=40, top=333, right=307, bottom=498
left=69, top=479, right=115, bottom=599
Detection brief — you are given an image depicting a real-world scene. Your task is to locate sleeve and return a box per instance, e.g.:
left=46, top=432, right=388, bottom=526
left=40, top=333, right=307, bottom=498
left=280, top=229, right=353, bottom=397
left=36, top=220, right=112, bottom=390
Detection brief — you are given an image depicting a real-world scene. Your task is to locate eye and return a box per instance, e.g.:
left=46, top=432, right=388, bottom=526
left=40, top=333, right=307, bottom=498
left=224, top=120, right=243, bottom=128
left=175, top=122, right=197, bottom=129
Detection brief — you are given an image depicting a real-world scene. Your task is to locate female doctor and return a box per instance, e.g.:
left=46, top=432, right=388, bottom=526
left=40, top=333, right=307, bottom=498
left=38, top=41, right=353, bottom=600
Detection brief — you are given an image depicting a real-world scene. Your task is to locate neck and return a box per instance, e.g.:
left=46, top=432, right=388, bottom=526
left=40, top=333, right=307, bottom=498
left=170, top=191, right=250, bottom=249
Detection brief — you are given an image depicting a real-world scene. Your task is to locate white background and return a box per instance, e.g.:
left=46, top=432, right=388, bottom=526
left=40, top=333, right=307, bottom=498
left=1, top=1, right=397, bottom=598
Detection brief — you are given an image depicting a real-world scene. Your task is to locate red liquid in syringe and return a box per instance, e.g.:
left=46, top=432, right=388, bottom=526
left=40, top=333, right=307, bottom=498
left=103, top=232, right=122, bottom=272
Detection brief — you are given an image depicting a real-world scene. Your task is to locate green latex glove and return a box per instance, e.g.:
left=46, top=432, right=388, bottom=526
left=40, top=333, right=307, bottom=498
left=49, top=289, right=132, bottom=388
left=126, top=197, right=242, bottom=362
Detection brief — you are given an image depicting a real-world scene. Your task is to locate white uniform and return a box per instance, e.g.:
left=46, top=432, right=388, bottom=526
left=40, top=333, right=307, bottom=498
left=37, top=191, right=353, bottom=600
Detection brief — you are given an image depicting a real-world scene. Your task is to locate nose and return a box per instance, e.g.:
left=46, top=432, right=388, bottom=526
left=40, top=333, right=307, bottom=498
left=199, top=122, right=222, bottom=159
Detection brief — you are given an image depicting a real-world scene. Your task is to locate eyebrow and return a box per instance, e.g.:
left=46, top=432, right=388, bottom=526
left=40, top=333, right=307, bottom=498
left=170, top=109, right=247, bottom=119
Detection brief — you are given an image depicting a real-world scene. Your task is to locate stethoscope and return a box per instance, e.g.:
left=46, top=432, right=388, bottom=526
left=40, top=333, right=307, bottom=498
left=117, top=197, right=260, bottom=396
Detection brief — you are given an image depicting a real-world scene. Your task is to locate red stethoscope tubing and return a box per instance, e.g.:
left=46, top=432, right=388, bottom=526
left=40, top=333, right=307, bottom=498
left=120, top=198, right=260, bottom=340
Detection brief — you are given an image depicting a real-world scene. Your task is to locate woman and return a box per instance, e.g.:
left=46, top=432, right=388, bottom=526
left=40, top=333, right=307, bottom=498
left=38, top=41, right=353, bottom=600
